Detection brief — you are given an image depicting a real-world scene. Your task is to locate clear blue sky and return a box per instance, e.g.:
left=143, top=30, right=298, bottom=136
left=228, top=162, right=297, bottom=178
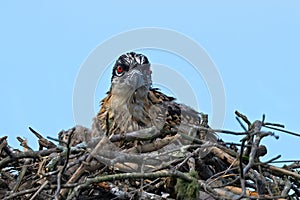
left=1, top=1, right=299, bottom=162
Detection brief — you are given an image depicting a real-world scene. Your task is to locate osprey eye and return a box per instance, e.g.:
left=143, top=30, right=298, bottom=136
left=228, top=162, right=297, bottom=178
left=115, top=65, right=124, bottom=76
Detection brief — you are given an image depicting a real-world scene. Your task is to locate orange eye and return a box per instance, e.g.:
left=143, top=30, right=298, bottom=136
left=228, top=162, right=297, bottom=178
left=117, top=66, right=123, bottom=73
left=115, top=65, right=124, bottom=76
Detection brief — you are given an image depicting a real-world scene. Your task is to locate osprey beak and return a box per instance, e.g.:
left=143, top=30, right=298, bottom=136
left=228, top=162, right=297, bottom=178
left=110, top=68, right=149, bottom=98
left=126, top=69, right=148, bottom=91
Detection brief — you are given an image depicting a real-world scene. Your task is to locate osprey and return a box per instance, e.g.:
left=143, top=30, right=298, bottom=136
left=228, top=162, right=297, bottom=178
left=97, top=52, right=216, bottom=143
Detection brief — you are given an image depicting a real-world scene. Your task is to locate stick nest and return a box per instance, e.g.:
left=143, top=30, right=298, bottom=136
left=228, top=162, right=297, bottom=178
left=0, top=111, right=299, bottom=200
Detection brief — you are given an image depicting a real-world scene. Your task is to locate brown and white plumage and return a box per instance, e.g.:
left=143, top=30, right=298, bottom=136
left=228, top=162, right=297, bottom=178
left=97, top=52, right=216, bottom=142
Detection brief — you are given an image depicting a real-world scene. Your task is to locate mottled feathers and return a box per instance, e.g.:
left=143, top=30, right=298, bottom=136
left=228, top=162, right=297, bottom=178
left=97, top=52, right=216, bottom=143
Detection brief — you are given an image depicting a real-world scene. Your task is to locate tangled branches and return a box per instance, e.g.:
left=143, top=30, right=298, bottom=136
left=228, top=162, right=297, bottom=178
left=0, top=111, right=299, bottom=199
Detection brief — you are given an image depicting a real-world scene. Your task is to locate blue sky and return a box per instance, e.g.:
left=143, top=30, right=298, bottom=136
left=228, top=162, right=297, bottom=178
left=1, top=1, right=299, bottom=162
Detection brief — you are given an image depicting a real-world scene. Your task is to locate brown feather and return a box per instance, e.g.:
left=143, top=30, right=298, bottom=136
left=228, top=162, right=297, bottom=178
left=97, top=88, right=217, bottom=142
left=96, top=52, right=217, bottom=144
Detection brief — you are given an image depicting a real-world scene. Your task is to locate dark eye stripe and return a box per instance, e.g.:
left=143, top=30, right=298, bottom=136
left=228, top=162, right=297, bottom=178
left=112, top=52, right=151, bottom=80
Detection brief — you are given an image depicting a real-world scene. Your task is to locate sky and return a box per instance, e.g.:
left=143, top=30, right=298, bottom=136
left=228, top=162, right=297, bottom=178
left=0, top=1, right=299, bottom=163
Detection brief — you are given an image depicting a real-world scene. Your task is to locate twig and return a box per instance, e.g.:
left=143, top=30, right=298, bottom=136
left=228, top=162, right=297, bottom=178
left=238, top=139, right=246, bottom=200
left=55, top=128, right=74, bottom=200
left=12, top=165, right=27, bottom=192
left=236, top=117, right=248, bottom=132
left=261, top=164, right=300, bottom=179
left=29, top=180, right=49, bottom=200
left=264, top=125, right=300, bottom=137
left=28, top=127, right=56, bottom=149
left=0, top=148, right=60, bottom=169
left=263, top=121, right=285, bottom=128
left=67, top=170, right=219, bottom=200
left=235, top=110, right=251, bottom=128
left=59, top=136, right=111, bottom=197
left=16, top=137, right=33, bottom=151
left=261, top=155, right=281, bottom=164
left=109, top=126, right=162, bottom=142
left=270, top=159, right=300, bottom=163
left=0, top=136, right=14, bottom=157
left=3, top=187, right=39, bottom=200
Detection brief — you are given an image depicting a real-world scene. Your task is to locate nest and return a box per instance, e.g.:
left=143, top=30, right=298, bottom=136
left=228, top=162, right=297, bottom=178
left=0, top=111, right=299, bottom=200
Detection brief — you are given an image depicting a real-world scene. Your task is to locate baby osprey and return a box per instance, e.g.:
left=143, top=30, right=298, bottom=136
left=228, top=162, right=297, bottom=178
left=97, top=52, right=216, bottom=142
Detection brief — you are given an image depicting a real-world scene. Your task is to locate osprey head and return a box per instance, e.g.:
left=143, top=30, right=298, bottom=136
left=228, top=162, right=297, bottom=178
left=110, top=52, right=152, bottom=98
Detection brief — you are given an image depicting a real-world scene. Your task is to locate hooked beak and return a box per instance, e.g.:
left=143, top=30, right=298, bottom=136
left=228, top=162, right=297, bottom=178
left=111, top=68, right=151, bottom=97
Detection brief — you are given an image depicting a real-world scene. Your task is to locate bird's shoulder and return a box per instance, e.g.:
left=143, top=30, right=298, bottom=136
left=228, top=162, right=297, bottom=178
left=148, top=88, right=201, bottom=128
left=97, top=92, right=112, bottom=127
left=148, top=88, right=175, bottom=103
